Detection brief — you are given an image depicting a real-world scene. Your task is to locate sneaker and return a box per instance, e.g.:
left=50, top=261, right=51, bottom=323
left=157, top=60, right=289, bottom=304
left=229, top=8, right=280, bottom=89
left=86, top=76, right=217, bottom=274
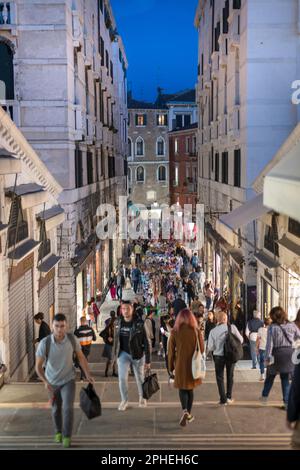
left=62, top=437, right=71, bottom=448
left=251, top=366, right=257, bottom=369
left=54, top=432, right=62, bottom=444
left=259, top=396, right=268, bottom=405
left=218, top=401, right=228, bottom=406
left=179, top=411, right=189, bottom=427
left=139, top=397, right=147, bottom=408
left=118, top=400, right=128, bottom=411
left=227, top=398, right=234, bottom=404
left=259, top=374, right=265, bottom=382
left=187, top=414, right=195, bottom=423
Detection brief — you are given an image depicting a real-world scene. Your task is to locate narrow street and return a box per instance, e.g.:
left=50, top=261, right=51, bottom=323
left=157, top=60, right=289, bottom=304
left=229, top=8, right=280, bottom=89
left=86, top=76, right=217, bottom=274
left=0, top=284, right=292, bottom=450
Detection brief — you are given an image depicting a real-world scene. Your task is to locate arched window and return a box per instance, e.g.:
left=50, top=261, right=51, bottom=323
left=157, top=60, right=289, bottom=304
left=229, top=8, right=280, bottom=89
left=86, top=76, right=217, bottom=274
left=128, top=137, right=132, bottom=157
left=157, top=137, right=165, bottom=156
left=128, top=167, right=132, bottom=183
left=158, top=165, right=166, bottom=181
left=136, top=137, right=144, bottom=156
left=0, top=39, right=14, bottom=100
left=136, top=166, right=145, bottom=182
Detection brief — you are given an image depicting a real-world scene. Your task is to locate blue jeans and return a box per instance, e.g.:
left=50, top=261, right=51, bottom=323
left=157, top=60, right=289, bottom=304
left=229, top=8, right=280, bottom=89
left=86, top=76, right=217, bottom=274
left=50, top=379, right=76, bottom=438
left=250, top=340, right=258, bottom=368
left=206, top=297, right=212, bottom=310
left=262, top=371, right=290, bottom=405
left=258, top=349, right=265, bottom=375
left=117, top=350, right=145, bottom=402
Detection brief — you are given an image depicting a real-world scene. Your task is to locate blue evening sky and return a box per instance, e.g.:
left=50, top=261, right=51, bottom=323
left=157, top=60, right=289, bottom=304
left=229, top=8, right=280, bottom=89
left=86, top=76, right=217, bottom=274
left=110, top=0, right=199, bottom=102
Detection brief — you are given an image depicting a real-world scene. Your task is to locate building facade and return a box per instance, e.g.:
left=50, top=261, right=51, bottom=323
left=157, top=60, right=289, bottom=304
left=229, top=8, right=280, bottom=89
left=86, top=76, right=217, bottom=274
left=0, top=0, right=128, bottom=328
left=169, top=123, right=198, bottom=211
left=0, top=107, right=63, bottom=381
left=127, top=98, right=169, bottom=209
left=195, top=0, right=300, bottom=321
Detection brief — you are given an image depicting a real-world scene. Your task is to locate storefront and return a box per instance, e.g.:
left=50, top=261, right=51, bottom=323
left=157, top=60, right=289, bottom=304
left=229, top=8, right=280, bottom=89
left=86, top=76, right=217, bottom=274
left=214, top=251, right=221, bottom=289
left=261, top=276, right=279, bottom=319
left=38, top=269, right=55, bottom=326
left=287, top=269, right=300, bottom=321
left=76, top=271, right=84, bottom=325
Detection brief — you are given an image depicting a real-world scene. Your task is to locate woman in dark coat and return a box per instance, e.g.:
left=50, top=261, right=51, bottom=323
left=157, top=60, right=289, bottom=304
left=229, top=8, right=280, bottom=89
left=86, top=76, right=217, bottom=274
left=33, top=312, right=51, bottom=344
left=168, top=308, right=204, bottom=427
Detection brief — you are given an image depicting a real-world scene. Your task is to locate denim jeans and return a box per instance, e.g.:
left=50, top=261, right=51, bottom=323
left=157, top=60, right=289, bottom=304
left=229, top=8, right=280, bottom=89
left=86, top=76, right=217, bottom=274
left=249, top=340, right=258, bottom=368
left=117, top=285, right=123, bottom=300
left=258, top=349, right=266, bottom=375
left=50, top=379, right=76, bottom=438
left=179, top=389, right=194, bottom=413
left=262, top=371, right=290, bottom=405
left=213, top=355, right=235, bottom=403
left=117, top=350, right=145, bottom=402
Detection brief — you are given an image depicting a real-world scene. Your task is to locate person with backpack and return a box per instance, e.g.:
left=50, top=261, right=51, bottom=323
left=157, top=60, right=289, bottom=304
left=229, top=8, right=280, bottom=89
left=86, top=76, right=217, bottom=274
left=35, top=313, right=94, bottom=448
left=207, top=311, right=243, bottom=405
left=74, top=316, right=96, bottom=380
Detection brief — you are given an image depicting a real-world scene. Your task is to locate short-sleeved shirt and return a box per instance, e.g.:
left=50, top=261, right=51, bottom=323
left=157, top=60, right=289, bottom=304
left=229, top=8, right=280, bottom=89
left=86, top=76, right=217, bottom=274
left=36, top=334, right=81, bottom=387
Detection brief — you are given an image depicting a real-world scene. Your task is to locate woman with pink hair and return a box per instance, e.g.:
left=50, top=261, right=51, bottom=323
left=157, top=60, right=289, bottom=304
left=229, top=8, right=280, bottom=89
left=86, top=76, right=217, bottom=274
left=168, top=308, right=204, bottom=426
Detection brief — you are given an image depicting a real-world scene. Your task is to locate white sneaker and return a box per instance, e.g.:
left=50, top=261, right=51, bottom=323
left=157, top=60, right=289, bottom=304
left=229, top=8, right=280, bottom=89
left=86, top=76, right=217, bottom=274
left=139, top=398, right=147, bottom=408
left=259, top=374, right=265, bottom=381
left=118, top=400, right=128, bottom=411
left=227, top=398, right=234, bottom=404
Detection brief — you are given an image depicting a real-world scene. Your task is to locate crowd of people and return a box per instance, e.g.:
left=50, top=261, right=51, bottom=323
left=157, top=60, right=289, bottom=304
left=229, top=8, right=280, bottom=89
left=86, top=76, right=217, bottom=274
left=32, top=238, right=300, bottom=449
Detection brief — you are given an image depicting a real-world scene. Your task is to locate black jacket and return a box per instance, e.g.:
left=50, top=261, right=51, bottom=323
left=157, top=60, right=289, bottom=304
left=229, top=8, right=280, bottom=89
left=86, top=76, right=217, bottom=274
left=38, top=321, right=51, bottom=342
left=113, top=317, right=151, bottom=364
left=288, top=362, right=300, bottom=422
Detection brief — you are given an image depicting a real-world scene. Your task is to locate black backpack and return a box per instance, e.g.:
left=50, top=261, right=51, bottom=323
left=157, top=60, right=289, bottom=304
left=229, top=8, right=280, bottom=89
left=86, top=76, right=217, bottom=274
left=224, top=324, right=243, bottom=363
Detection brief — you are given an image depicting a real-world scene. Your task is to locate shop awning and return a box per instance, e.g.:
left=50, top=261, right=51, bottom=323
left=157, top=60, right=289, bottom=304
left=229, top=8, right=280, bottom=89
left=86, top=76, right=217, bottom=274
left=278, top=235, right=300, bottom=257
left=38, top=254, right=61, bottom=276
left=264, top=141, right=300, bottom=222
left=215, top=194, right=270, bottom=246
left=0, top=149, right=22, bottom=174
left=254, top=250, right=280, bottom=269
left=8, top=239, right=40, bottom=266
left=5, top=183, right=48, bottom=209
left=36, top=205, right=65, bottom=231
left=72, top=245, right=94, bottom=275
left=0, top=222, right=8, bottom=233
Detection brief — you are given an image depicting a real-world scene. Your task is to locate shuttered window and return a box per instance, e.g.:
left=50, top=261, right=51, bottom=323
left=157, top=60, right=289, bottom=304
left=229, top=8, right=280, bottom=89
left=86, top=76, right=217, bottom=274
left=8, top=197, right=28, bottom=248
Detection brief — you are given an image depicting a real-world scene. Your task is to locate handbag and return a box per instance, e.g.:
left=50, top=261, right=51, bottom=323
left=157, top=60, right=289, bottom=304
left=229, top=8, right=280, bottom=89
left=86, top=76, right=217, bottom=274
left=80, top=383, right=101, bottom=420
left=142, top=369, right=160, bottom=400
left=192, top=330, right=206, bottom=379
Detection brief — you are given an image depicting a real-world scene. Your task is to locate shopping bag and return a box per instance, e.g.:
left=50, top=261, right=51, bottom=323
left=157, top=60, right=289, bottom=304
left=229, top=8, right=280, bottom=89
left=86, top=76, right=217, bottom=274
left=192, top=332, right=206, bottom=379
left=80, top=383, right=101, bottom=419
left=142, top=370, right=160, bottom=400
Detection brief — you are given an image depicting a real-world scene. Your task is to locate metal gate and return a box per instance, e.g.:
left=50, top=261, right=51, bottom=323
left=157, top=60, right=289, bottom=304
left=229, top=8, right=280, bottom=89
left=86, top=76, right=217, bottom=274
left=39, top=278, right=54, bottom=326
left=9, top=269, right=34, bottom=377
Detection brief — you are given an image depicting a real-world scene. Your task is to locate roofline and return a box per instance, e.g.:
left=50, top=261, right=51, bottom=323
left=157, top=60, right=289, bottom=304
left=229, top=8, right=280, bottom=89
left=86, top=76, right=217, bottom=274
left=0, top=107, right=63, bottom=198
left=169, top=125, right=198, bottom=135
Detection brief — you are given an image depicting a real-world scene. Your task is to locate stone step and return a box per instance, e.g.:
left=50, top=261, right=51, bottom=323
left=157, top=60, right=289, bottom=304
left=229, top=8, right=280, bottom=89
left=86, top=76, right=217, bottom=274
left=0, top=433, right=291, bottom=450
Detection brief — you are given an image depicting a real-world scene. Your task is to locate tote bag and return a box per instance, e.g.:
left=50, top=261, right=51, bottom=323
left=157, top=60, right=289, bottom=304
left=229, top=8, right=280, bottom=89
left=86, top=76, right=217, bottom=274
left=192, top=331, right=206, bottom=379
